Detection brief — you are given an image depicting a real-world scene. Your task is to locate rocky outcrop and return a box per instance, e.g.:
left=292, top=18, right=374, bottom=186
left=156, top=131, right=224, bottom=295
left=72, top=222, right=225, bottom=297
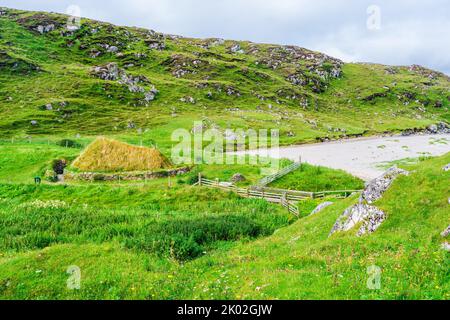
left=361, top=166, right=409, bottom=204
left=310, top=202, right=333, bottom=216
left=91, top=63, right=158, bottom=105
left=443, top=164, right=450, bottom=172
left=426, top=122, right=450, bottom=134
left=165, top=54, right=209, bottom=79
left=401, top=122, right=450, bottom=136
left=330, top=204, right=386, bottom=236
left=330, top=166, right=408, bottom=237
left=16, top=13, right=64, bottom=34
left=92, top=62, right=121, bottom=81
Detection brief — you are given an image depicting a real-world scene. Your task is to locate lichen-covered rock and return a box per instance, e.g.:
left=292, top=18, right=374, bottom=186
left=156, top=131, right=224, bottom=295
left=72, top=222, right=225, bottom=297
left=360, top=166, right=409, bottom=204
left=330, top=204, right=386, bottom=237
left=310, top=202, right=333, bottom=216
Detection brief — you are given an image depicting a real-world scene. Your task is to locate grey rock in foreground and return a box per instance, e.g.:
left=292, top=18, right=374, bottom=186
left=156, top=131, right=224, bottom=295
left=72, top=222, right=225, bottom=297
left=310, top=202, right=333, bottom=216
left=442, top=242, right=450, bottom=252
left=443, top=164, right=450, bottom=172
left=330, top=166, right=408, bottom=237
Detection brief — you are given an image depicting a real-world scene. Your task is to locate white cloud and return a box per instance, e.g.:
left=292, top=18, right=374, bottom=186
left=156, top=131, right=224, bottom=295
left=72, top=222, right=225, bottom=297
left=1, top=0, right=449, bottom=74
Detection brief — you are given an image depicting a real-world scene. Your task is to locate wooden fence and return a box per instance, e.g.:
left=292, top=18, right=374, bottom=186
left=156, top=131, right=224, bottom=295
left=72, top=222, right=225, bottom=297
left=257, top=161, right=302, bottom=187
left=198, top=176, right=301, bottom=216
left=197, top=174, right=362, bottom=217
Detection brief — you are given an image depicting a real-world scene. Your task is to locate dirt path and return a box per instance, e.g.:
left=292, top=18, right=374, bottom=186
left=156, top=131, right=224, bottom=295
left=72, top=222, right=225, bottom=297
left=242, top=134, right=450, bottom=181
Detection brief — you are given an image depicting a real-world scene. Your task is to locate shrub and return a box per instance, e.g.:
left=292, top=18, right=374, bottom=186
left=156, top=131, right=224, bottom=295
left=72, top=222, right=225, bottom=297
left=58, top=139, right=82, bottom=148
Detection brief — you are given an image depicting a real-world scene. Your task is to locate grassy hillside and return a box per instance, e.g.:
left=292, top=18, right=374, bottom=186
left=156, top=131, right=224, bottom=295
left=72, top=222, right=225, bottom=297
left=0, top=144, right=448, bottom=299
left=0, top=7, right=449, bottom=150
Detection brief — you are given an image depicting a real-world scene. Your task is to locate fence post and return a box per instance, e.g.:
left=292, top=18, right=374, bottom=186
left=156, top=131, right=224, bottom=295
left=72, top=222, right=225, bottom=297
left=198, top=173, right=202, bottom=186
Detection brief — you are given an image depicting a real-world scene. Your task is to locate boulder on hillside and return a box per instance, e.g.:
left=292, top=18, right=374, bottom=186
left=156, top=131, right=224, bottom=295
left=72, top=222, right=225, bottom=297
left=443, top=164, right=450, bottom=172
left=91, top=63, right=158, bottom=105
left=310, top=202, right=333, bottom=216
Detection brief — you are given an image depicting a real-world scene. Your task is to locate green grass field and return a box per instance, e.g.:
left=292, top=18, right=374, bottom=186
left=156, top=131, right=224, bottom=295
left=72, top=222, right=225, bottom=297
left=0, top=140, right=448, bottom=299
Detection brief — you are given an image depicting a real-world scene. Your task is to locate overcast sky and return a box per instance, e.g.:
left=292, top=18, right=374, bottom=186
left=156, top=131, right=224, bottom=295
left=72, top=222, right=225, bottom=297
left=2, top=0, right=449, bottom=74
